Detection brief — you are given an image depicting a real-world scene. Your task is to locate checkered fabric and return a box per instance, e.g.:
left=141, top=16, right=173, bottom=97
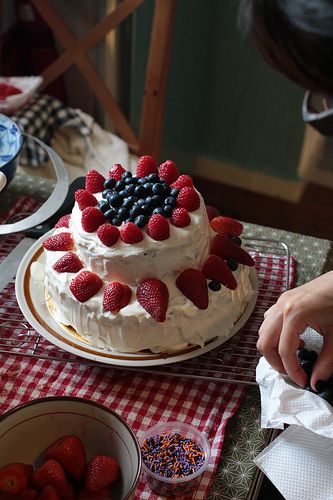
left=12, top=94, right=91, bottom=167
left=0, top=198, right=295, bottom=499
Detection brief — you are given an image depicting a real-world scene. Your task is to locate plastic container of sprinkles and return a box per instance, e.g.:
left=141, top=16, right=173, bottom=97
left=139, top=421, right=211, bottom=497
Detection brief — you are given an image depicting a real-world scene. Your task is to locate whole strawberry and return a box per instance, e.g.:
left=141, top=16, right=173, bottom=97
left=210, top=216, right=243, bottom=236
left=176, top=268, right=208, bottom=309
left=85, top=455, right=120, bottom=493
left=0, top=463, right=33, bottom=495
left=54, top=214, right=71, bottom=229
left=75, top=189, right=98, bottom=211
left=39, top=485, right=61, bottom=500
left=120, top=222, right=143, bottom=244
left=44, top=434, right=86, bottom=482
left=81, top=207, right=106, bottom=232
left=136, top=155, right=158, bottom=177
left=97, top=223, right=120, bottom=246
left=52, top=252, right=83, bottom=273
left=42, top=233, right=74, bottom=252
left=109, top=163, right=125, bottom=180
left=32, top=459, right=74, bottom=499
left=158, top=160, right=179, bottom=184
left=85, top=170, right=105, bottom=194
left=70, top=271, right=103, bottom=302
left=103, top=282, right=132, bottom=312
left=137, top=278, right=169, bottom=322
left=177, top=186, right=200, bottom=212
left=202, top=255, right=237, bottom=290
left=211, top=234, right=255, bottom=266
left=147, top=214, right=170, bottom=240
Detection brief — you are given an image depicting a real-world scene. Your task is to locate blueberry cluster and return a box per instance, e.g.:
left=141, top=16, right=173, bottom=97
left=98, top=171, right=179, bottom=227
left=298, top=347, right=333, bottom=405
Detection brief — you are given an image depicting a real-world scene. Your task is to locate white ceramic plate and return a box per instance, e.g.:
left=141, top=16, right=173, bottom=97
left=15, top=231, right=258, bottom=367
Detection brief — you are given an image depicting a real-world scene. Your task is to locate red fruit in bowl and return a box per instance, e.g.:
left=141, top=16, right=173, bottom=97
left=44, top=434, right=86, bottom=482
left=137, top=279, right=169, bottom=322
left=32, top=459, right=74, bottom=499
left=85, top=455, right=120, bottom=493
left=38, top=485, right=61, bottom=500
left=210, top=216, right=243, bottom=236
left=78, top=487, right=110, bottom=499
left=0, top=463, right=33, bottom=495
left=176, top=268, right=208, bottom=309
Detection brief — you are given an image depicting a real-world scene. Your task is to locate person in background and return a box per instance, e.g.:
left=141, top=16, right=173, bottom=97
left=239, top=0, right=333, bottom=391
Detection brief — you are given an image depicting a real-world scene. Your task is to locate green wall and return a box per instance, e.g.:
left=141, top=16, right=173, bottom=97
left=131, top=0, right=305, bottom=181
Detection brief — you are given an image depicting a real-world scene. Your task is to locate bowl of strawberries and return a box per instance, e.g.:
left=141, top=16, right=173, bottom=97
left=0, top=396, right=141, bottom=499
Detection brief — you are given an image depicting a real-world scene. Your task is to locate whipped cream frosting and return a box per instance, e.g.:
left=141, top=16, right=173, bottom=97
left=43, top=185, right=255, bottom=353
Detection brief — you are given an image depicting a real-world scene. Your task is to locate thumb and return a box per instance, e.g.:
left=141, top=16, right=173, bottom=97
left=310, top=334, right=333, bottom=391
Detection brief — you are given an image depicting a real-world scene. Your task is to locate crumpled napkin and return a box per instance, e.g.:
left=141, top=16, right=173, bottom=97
left=254, top=328, right=333, bottom=499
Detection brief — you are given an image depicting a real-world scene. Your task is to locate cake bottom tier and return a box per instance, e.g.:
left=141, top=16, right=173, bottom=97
left=45, top=266, right=255, bottom=354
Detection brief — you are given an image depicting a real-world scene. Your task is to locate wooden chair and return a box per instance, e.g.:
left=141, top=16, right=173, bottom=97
left=30, top=0, right=176, bottom=159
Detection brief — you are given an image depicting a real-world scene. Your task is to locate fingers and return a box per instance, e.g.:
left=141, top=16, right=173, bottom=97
left=279, top=315, right=308, bottom=388
left=257, top=309, right=286, bottom=375
left=311, top=332, right=333, bottom=390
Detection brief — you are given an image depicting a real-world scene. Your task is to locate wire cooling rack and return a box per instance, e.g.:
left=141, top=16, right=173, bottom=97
left=0, top=237, right=290, bottom=385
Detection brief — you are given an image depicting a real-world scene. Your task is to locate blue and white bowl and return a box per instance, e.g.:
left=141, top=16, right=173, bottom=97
left=0, top=114, right=23, bottom=191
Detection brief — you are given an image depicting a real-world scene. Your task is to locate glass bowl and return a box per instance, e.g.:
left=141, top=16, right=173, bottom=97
left=139, top=421, right=211, bottom=497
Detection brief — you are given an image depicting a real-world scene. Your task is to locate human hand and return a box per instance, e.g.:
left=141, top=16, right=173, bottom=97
left=257, top=271, right=333, bottom=390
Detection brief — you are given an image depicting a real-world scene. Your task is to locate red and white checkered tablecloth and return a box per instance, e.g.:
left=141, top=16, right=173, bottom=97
left=0, top=198, right=295, bottom=499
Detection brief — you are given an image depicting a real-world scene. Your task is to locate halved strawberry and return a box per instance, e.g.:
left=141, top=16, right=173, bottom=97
left=85, top=170, right=105, bottom=194
left=136, top=155, right=158, bottom=177
left=158, top=160, right=179, bottom=184
left=70, top=271, right=103, bottom=302
left=75, top=189, right=98, bottom=211
left=109, top=163, right=125, bottom=180
left=32, top=459, right=74, bottom=500
left=136, top=279, right=169, bottom=322
left=176, top=269, right=208, bottom=309
left=43, top=233, right=74, bottom=251
left=0, top=463, right=33, bottom=495
left=103, top=282, right=132, bottom=312
left=44, top=435, right=86, bottom=482
left=85, top=455, right=120, bottom=493
left=202, top=255, right=237, bottom=290
left=211, top=234, right=254, bottom=266
left=177, top=187, right=200, bottom=212
left=97, top=224, right=120, bottom=246
left=81, top=207, right=106, bottom=232
left=210, top=216, right=243, bottom=236
left=147, top=214, right=170, bottom=240
left=54, top=214, right=71, bottom=229
left=52, top=252, right=83, bottom=273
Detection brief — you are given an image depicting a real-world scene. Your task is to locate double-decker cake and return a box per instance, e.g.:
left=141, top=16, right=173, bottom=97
left=42, top=156, right=255, bottom=353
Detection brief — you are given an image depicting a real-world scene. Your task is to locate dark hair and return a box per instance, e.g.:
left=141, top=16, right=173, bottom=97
left=239, top=0, right=333, bottom=95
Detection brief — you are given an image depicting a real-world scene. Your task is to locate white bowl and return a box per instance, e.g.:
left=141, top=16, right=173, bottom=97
left=0, top=396, right=141, bottom=499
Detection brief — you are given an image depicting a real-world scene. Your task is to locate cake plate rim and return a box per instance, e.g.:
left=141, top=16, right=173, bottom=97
left=15, top=230, right=258, bottom=367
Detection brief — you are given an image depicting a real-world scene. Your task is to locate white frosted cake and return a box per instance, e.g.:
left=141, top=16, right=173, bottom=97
left=42, top=156, right=255, bottom=353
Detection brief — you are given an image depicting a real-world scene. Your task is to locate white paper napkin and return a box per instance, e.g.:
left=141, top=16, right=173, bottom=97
left=254, top=425, right=333, bottom=500
left=255, top=328, right=333, bottom=499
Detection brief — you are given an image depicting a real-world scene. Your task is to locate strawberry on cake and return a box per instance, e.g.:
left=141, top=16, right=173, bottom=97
left=42, top=156, right=256, bottom=353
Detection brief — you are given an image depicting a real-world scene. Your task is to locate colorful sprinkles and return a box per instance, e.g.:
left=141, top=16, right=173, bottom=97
left=141, top=431, right=205, bottom=478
